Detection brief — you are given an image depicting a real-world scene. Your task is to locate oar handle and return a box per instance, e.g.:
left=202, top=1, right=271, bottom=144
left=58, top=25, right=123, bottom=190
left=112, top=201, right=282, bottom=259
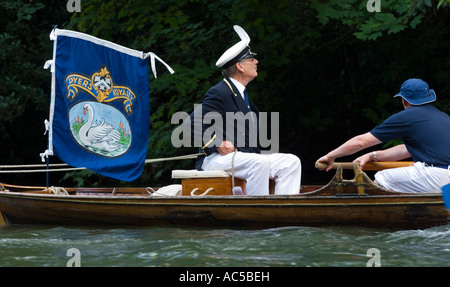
left=315, top=161, right=414, bottom=171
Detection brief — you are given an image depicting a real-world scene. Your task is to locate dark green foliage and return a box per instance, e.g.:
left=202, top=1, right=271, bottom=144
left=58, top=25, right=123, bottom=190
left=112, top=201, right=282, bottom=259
left=1, top=0, right=450, bottom=186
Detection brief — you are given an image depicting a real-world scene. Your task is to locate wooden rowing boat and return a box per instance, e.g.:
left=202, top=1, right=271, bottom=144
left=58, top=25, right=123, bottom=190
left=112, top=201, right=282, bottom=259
left=0, top=162, right=448, bottom=229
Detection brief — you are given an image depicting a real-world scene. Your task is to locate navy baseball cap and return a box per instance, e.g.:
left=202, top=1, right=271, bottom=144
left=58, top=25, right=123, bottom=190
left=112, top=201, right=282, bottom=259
left=394, top=78, right=436, bottom=105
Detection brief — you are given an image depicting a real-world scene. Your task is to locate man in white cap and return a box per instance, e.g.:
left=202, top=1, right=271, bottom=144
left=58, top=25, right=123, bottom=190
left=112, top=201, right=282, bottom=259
left=316, top=78, right=450, bottom=193
left=190, top=25, right=301, bottom=195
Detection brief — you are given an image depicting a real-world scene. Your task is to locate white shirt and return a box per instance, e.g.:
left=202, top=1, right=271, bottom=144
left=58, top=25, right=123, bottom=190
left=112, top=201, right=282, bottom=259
left=227, top=77, right=254, bottom=123
left=228, top=77, right=246, bottom=100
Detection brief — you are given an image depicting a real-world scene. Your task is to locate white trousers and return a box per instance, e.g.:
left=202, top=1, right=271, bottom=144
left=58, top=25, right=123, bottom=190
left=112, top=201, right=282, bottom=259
left=374, top=162, right=450, bottom=193
left=201, top=152, right=301, bottom=195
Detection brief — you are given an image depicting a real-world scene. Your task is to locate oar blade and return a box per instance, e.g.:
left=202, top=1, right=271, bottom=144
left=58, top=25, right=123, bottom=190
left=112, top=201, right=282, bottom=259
left=442, top=183, right=450, bottom=209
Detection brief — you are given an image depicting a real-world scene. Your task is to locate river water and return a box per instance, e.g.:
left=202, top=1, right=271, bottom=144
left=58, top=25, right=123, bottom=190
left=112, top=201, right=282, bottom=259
left=0, top=223, right=449, bottom=268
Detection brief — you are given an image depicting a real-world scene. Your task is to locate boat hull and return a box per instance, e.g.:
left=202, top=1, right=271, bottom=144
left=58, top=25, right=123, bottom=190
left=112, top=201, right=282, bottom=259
left=0, top=190, right=447, bottom=229
left=0, top=165, right=448, bottom=229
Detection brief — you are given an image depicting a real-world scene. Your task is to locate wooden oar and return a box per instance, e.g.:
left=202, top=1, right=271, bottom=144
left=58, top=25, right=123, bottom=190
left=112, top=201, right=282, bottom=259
left=315, top=161, right=414, bottom=171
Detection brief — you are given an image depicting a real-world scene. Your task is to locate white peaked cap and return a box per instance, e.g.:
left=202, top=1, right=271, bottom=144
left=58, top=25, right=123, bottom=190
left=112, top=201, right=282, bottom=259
left=216, top=25, right=257, bottom=68
left=233, top=25, right=251, bottom=45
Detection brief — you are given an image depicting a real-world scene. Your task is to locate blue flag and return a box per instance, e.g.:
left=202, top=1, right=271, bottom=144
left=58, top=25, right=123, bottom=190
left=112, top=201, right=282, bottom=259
left=44, top=29, right=173, bottom=181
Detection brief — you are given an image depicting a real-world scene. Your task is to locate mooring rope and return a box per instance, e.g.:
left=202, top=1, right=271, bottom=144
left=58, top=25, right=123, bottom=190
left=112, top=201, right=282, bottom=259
left=0, top=153, right=202, bottom=174
left=0, top=163, right=70, bottom=169
left=144, top=153, right=202, bottom=163
left=0, top=167, right=87, bottom=174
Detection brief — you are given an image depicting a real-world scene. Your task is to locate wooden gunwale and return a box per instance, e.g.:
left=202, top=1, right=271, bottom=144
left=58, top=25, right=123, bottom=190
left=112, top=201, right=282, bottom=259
left=0, top=190, right=445, bottom=206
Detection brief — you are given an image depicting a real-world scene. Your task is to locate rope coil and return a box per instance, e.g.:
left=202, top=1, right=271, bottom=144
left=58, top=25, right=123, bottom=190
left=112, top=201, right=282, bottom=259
left=46, top=186, right=69, bottom=195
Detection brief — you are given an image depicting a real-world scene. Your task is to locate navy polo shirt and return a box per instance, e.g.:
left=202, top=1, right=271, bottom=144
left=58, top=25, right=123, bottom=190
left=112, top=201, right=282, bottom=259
left=370, top=104, right=450, bottom=166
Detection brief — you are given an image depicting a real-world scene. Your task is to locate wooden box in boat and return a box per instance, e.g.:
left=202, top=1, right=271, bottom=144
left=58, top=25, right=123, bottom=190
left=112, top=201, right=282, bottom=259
left=172, top=169, right=247, bottom=196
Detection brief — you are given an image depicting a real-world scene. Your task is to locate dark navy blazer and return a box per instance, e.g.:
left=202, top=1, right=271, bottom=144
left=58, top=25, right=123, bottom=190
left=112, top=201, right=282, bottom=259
left=190, top=78, right=261, bottom=170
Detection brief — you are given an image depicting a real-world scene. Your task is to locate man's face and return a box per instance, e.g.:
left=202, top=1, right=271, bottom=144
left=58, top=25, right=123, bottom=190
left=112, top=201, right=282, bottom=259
left=239, top=58, right=258, bottom=79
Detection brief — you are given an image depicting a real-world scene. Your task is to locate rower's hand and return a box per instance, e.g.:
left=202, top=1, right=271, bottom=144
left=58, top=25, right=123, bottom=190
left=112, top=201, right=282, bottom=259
left=218, top=141, right=235, bottom=156
left=353, top=153, right=372, bottom=170
left=316, top=155, right=335, bottom=172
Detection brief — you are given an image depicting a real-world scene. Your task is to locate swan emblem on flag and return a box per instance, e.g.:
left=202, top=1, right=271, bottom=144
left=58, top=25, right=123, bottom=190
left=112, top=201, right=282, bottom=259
left=69, top=101, right=132, bottom=158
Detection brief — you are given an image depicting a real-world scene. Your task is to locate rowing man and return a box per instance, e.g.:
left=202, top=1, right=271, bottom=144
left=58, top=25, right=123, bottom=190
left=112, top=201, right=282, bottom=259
left=316, top=78, right=450, bottom=193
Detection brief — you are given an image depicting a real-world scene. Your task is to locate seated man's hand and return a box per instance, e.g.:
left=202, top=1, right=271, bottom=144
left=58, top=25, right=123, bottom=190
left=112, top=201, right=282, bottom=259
left=218, top=141, right=235, bottom=156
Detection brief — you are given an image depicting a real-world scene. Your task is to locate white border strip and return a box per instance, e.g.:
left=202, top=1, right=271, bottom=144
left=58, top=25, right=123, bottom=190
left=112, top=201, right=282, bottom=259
left=52, top=28, right=145, bottom=58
